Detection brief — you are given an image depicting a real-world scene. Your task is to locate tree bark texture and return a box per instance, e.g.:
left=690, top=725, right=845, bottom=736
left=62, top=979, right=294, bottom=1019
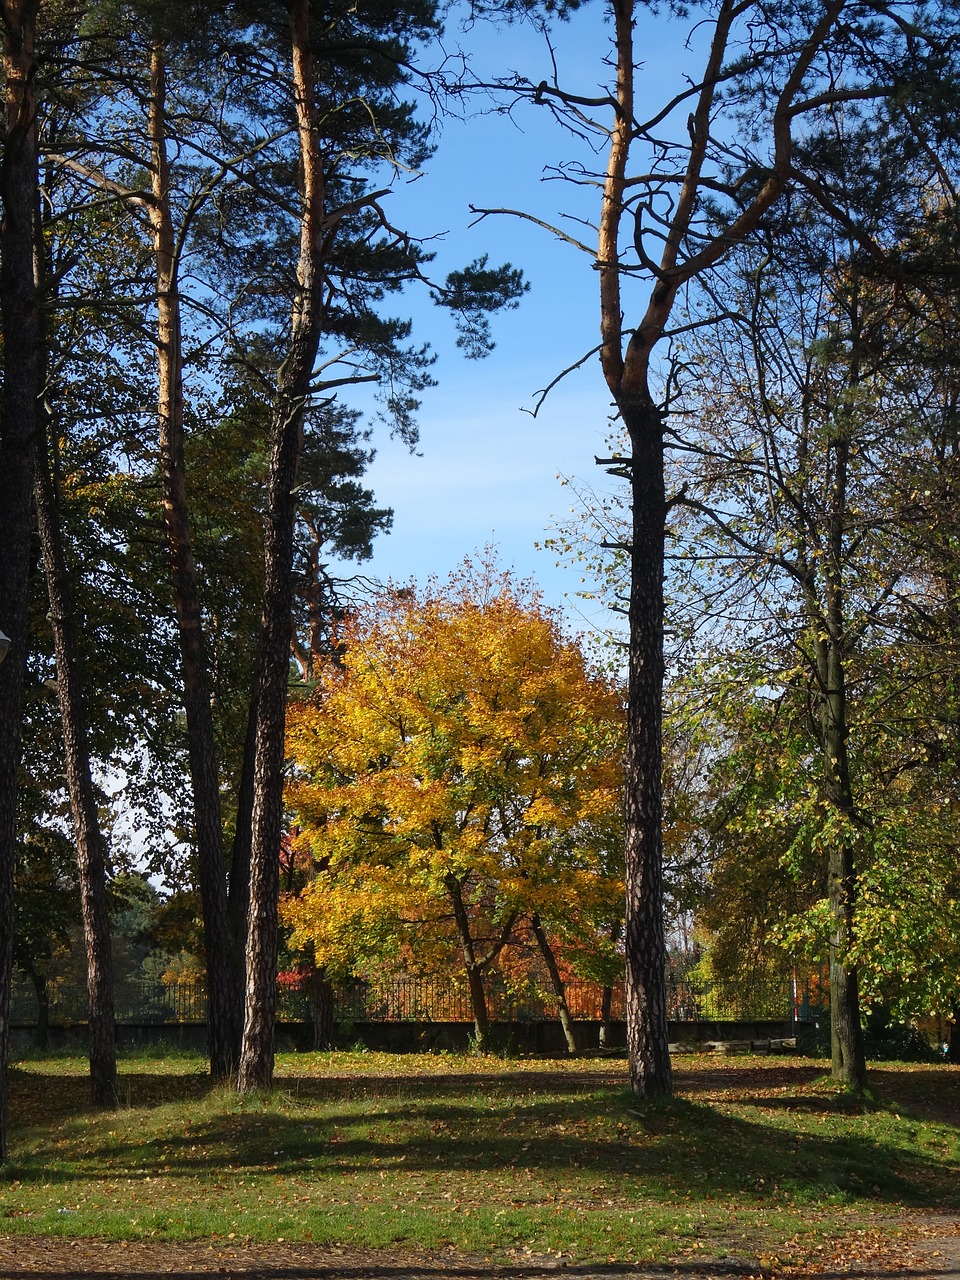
left=594, top=0, right=671, bottom=1101
left=0, top=0, right=41, bottom=1163
left=622, top=403, right=673, bottom=1097
left=34, top=417, right=117, bottom=1108
left=148, top=44, right=240, bottom=1079
left=237, top=0, right=327, bottom=1090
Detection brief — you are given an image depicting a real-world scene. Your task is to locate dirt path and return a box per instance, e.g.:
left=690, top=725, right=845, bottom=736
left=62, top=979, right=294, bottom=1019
left=0, top=1217, right=957, bottom=1280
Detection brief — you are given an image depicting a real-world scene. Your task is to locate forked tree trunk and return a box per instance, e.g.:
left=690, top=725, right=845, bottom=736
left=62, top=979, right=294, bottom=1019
left=34, top=413, right=117, bottom=1107
left=444, top=874, right=517, bottom=1052
left=237, top=0, right=327, bottom=1091
left=589, top=0, right=842, bottom=1098
left=445, top=875, right=491, bottom=1048
left=531, top=914, right=578, bottom=1054
left=0, top=0, right=42, bottom=1163
left=147, top=43, right=240, bottom=1079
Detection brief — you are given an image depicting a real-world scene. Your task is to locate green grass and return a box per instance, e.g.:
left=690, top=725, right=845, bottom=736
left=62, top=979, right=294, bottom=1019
left=3, top=1050, right=959, bottom=1267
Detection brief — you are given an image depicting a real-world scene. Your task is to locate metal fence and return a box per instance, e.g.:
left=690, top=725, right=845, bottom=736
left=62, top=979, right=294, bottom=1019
left=11, top=971, right=819, bottom=1028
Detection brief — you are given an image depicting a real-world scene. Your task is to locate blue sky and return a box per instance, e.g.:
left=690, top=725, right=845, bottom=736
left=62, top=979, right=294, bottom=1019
left=331, top=4, right=701, bottom=629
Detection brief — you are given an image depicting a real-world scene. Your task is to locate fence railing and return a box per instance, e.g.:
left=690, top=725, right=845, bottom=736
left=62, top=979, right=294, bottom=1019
left=11, top=972, right=823, bottom=1028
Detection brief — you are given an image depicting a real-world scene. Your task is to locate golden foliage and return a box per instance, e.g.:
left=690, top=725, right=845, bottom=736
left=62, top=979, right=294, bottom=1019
left=283, top=566, right=624, bottom=977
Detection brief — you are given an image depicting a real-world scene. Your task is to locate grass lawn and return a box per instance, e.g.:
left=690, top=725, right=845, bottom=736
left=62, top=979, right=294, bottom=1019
left=2, top=1049, right=959, bottom=1268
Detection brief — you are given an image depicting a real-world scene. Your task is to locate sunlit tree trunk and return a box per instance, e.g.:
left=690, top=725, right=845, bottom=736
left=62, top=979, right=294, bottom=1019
left=531, top=914, right=578, bottom=1054
left=147, top=42, right=240, bottom=1079
left=596, top=0, right=673, bottom=1097
left=238, top=0, right=327, bottom=1090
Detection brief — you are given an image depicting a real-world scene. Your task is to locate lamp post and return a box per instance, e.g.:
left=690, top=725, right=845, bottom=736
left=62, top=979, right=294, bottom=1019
left=0, top=630, right=10, bottom=664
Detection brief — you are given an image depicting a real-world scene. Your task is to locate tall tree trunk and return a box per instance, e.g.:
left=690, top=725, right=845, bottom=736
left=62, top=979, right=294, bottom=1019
left=621, top=400, right=673, bottom=1097
left=820, top=653, right=866, bottom=1089
left=237, top=0, right=327, bottom=1091
left=0, top=0, right=41, bottom=1163
left=147, top=43, right=240, bottom=1079
left=589, top=0, right=835, bottom=1099
left=594, top=0, right=676, bottom=1099
left=818, top=630, right=866, bottom=1090
left=227, top=668, right=258, bottom=1003
left=34, top=412, right=117, bottom=1107
left=531, top=914, right=578, bottom=1054
left=810, top=432, right=866, bottom=1093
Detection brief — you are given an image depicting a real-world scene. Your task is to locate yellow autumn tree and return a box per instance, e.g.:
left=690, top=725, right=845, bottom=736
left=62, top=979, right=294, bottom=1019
left=283, top=562, right=624, bottom=1048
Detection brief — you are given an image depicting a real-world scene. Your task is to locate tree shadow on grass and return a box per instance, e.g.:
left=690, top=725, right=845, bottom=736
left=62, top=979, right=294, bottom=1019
left=10, top=1081, right=958, bottom=1212
left=867, top=1067, right=960, bottom=1126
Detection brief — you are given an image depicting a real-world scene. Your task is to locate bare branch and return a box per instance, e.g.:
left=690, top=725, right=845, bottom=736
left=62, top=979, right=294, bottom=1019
left=468, top=204, right=595, bottom=255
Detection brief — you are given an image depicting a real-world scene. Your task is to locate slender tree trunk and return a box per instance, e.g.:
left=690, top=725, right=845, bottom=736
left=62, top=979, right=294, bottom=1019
left=34, top=412, right=117, bottom=1107
left=821, top=671, right=866, bottom=1089
left=598, top=919, right=621, bottom=1048
left=237, top=0, right=327, bottom=1091
left=29, top=970, right=48, bottom=1052
left=0, top=0, right=41, bottom=1163
left=589, top=0, right=833, bottom=1100
left=818, top=630, right=866, bottom=1091
left=531, top=914, right=578, bottom=1053
left=227, top=670, right=257, bottom=1002
left=147, top=43, right=239, bottom=1079
left=598, top=983, right=613, bottom=1048
left=810, top=432, right=867, bottom=1093
left=446, top=875, right=490, bottom=1049
left=621, top=401, right=673, bottom=1097
left=594, top=0, right=675, bottom=1099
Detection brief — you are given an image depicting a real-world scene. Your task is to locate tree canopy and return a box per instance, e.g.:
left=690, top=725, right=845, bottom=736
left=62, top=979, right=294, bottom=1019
left=282, top=563, right=624, bottom=1047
